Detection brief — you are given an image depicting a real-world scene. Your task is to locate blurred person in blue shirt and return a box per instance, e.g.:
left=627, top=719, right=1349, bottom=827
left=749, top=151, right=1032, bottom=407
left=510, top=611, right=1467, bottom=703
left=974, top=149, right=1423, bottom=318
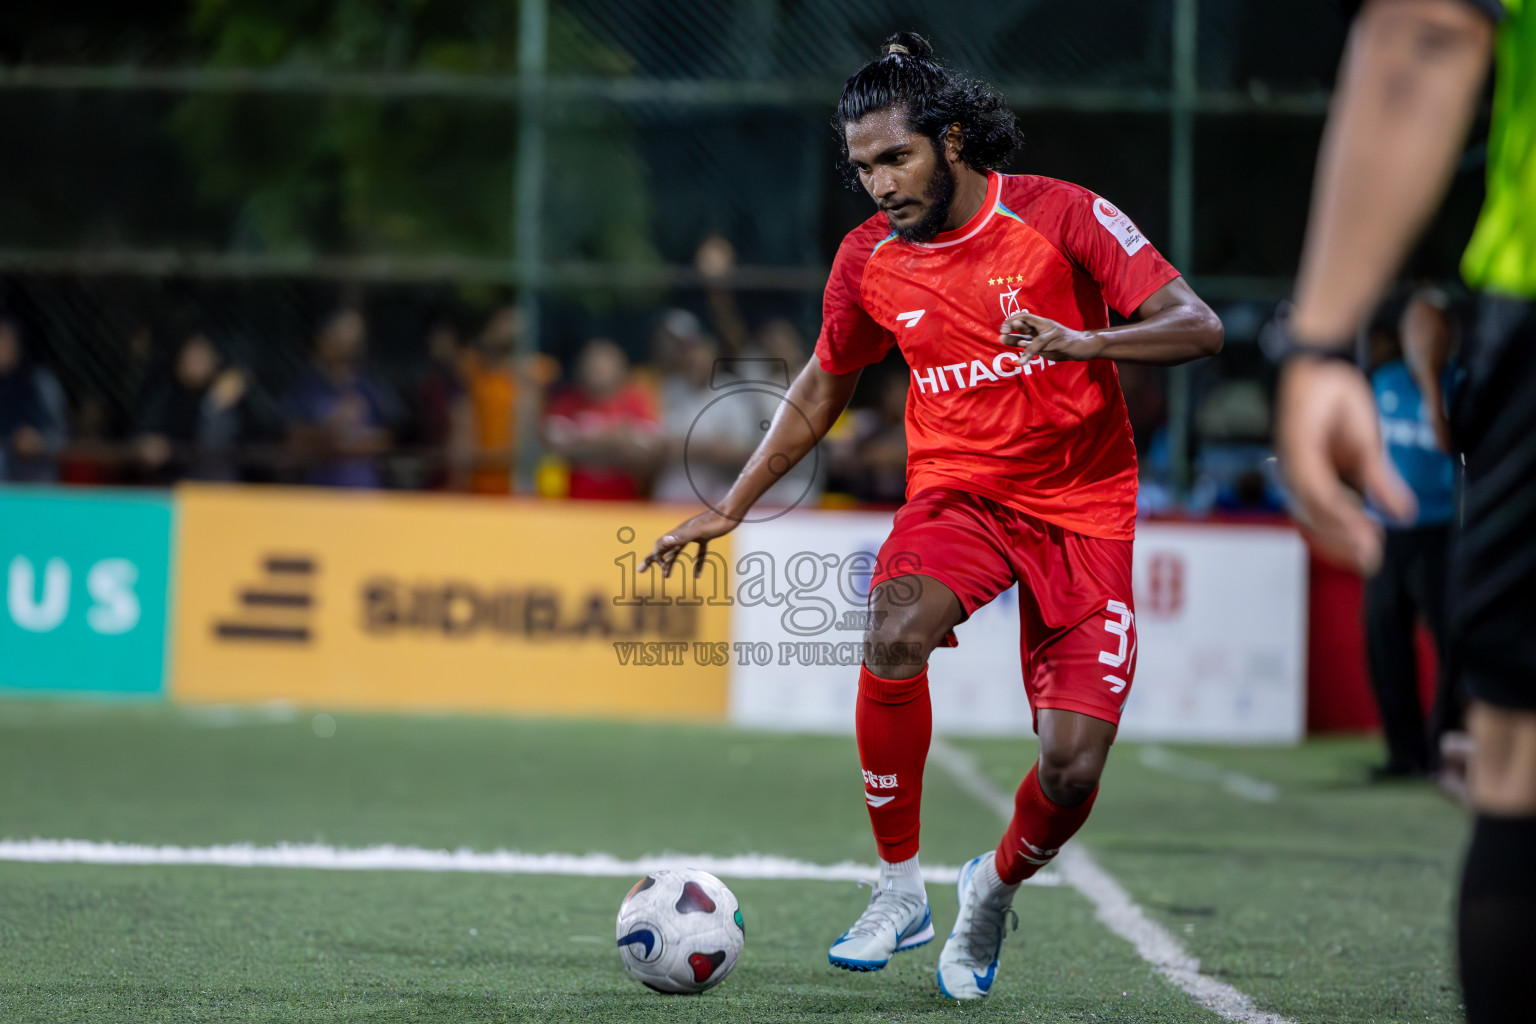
left=284, top=308, right=401, bottom=489
left=1363, top=289, right=1460, bottom=779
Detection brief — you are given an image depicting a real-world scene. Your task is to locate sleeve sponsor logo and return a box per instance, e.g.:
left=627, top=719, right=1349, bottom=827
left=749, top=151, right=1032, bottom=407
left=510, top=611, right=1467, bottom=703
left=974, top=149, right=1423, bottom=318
left=1093, top=198, right=1148, bottom=256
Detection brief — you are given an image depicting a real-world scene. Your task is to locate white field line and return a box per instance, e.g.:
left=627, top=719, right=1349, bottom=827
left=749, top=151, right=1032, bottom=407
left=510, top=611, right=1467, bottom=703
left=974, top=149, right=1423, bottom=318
left=928, top=738, right=1295, bottom=1024
left=176, top=703, right=301, bottom=728
left=0, top=838, right=1061, bottom=887
left=1139, top=746, right=1280, bottom=803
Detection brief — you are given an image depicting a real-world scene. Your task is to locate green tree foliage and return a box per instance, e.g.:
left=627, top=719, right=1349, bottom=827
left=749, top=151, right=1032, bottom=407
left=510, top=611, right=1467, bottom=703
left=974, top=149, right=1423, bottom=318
left=169, top=0, right=656, bottom=265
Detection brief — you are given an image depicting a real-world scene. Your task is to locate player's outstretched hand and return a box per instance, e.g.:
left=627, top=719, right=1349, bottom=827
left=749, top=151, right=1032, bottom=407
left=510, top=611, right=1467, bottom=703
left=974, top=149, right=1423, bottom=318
left=999, top=310, right=1103, bottom=361
left=1276, top=357, right=1416, bottom=575
left=642, top=509, right=739, bottom=579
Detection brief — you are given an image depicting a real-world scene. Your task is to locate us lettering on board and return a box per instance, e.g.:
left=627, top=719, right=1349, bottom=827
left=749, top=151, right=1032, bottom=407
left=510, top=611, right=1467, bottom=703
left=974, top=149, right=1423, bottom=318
left=6, top=555, right=141, bottom=635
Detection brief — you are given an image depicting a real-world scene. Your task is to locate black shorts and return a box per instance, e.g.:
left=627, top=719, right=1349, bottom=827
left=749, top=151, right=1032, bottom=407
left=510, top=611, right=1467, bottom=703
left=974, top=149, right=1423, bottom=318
left=1448, top=296, right=1536, bottom=710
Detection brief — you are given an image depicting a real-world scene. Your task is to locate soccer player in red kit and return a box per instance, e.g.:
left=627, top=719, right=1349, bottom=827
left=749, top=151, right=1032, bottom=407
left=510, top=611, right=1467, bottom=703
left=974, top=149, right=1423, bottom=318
left=645, top=32, right=1222, bottom=999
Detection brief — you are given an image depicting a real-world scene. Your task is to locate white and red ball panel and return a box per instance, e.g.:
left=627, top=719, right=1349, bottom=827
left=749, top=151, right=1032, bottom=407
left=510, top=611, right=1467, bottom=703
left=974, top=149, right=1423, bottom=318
left=615, top=868, right=744, bottom=994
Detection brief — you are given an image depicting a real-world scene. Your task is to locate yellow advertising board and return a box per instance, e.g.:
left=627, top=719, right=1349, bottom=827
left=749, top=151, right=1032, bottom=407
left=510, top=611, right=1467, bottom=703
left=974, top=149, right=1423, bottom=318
left=171, top=485, right=731, bottom=719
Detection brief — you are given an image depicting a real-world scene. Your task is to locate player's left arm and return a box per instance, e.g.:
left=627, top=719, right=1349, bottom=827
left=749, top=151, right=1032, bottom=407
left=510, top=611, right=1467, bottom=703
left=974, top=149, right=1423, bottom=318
left=998, top=277, right=1224, bottom=366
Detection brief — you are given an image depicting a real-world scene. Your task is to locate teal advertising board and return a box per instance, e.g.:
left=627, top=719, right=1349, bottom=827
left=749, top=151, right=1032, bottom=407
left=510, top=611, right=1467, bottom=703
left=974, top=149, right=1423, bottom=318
left=0, top=488, right=173, bottom=695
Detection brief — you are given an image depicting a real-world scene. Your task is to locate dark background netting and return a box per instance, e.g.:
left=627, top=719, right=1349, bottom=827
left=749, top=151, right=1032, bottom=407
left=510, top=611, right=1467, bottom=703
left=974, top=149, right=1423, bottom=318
left=0, top=0, right=1488, bottom=478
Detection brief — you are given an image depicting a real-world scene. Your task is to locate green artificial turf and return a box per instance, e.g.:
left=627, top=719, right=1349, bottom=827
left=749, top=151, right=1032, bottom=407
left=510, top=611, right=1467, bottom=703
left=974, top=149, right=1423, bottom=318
left=0, top=702, right=1472, bottom=1022
left=954, top=735, right=1470, bottom=1023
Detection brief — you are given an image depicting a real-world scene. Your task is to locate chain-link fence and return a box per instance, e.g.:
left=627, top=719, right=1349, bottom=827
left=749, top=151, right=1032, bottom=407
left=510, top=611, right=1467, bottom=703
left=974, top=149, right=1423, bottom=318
left=0, top=0, right=1489, bottom=505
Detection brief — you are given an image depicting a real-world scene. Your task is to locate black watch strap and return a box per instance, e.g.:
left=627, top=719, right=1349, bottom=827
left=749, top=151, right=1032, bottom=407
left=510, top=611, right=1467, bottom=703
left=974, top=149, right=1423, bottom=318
left=1258, top=303, right=1359, bottom=367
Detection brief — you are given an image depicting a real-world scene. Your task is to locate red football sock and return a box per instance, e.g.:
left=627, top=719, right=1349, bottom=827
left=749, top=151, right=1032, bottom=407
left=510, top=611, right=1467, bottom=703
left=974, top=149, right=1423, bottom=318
left=994, top=763, right=1098, bottom=883
left=855, top=663, right=931, bottom=862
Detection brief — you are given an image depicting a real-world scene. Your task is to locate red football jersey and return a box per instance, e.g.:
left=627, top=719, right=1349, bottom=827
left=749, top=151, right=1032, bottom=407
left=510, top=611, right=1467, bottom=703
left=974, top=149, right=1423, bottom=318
left=815, top=172, right=1179, bottom=541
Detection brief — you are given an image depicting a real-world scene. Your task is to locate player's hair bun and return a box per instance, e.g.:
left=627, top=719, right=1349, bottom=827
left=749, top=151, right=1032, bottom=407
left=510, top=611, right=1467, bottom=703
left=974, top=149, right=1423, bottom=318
left=882, top=31, right=935, bottom=60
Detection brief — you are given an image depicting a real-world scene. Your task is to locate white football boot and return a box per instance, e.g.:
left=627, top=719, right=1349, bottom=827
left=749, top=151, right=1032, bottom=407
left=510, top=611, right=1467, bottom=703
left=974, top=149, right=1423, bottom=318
left=936, top=851, right=1019, bottom=999
left=827, top=881, right=934, bottom=971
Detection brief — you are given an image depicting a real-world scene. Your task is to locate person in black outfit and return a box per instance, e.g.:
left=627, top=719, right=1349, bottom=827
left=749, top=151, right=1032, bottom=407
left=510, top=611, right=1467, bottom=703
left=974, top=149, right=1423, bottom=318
left=135, top=330, right=248, bottom=483
left=1362, top=292, right=1462, bottom=778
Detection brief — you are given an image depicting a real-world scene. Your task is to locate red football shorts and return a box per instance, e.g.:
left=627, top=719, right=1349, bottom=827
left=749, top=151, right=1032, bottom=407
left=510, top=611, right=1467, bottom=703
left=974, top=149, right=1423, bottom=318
left=869, top=487, right=1137, bottom=729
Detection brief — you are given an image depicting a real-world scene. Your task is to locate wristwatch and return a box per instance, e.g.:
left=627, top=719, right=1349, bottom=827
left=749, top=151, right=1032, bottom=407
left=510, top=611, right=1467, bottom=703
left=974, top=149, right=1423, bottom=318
left=1258, top=302, right=1360, bottom=367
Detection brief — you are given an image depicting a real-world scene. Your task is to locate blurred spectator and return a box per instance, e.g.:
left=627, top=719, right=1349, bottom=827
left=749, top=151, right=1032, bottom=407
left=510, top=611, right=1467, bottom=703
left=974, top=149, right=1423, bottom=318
left=751, top=317, right=808, bottom=369
left=1117, top=363, right=1167, bottom=457
left=1192, top=378, right=1284, bottom=513
left=117, top=324, right=157, bottom=440
left=633, top=308, right=704, bottom=403
left=0, top=316, right=68, bottom=482
left=283, top=308, right=401, bottom=488
left=827, top=370, right=909, bottom=505
left=456, top=306, right=556, bottom=495
left=695, top=233, right=749, bottom=355
left=1363, top=289, right=1461, bottom=779
left=747, top=318, right=823, bottom=511
left=411, top=319, right=465, bottom=488
left=651, top=330, right=761, bottom=507
left=542, top=338, right=658, bottom=500
left=1196, top=377, right=1270, bottom=441
left=55, top=396, right=118, bottom=486
left=135, top=330, right=248, bottom=483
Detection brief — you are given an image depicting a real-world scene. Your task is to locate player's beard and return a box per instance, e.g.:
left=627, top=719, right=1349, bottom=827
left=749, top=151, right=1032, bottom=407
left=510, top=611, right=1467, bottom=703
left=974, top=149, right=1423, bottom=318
left=891, top=156, right=957, bottom=244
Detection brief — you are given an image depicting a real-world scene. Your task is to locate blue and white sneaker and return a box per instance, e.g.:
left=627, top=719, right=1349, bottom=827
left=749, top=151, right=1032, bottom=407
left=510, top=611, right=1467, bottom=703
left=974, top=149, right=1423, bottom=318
left=936, top=851, right=1019, bottom=999
left=827, top=883, right=934, bottom=971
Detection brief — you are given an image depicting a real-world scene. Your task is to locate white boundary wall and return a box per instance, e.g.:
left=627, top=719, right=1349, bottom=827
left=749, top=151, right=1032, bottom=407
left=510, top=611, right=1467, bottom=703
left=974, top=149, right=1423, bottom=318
left=727, top=512, right=1307, bottom=744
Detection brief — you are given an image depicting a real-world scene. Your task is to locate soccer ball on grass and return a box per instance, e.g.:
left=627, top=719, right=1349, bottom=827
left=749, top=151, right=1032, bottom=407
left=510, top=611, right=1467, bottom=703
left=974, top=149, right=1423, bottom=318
left=615, top=868, right=744, bottom=994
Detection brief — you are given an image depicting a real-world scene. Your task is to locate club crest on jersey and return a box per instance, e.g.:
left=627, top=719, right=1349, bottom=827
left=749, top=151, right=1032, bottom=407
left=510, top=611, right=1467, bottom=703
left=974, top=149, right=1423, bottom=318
left=986, top=274, right=1026, bottom=318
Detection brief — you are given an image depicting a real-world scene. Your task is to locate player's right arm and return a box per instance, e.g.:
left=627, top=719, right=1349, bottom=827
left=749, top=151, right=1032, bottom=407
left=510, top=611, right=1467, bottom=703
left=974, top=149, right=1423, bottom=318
left=1277, top=0, right=1494, bottom=573
left=644, top=221, right=892, bottom=578
left=643, top=358, right=861, bottom=577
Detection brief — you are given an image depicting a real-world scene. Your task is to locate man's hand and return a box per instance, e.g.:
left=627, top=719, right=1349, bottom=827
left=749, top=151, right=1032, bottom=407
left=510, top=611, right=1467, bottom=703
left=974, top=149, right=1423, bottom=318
left=999, top=310, right=1103, bottom=361
left=1276, top=357, right=1416, bottom=574
left=642, top=509, right=739, bottom=579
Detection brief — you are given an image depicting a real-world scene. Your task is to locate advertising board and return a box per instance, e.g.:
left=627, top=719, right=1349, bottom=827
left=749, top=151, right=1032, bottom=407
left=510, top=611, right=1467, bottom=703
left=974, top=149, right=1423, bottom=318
left=0, top=487, right=174, bottom=696
left=728, top=511, right=1308, bottom=744
left=171, top=486, right=731, bottom=718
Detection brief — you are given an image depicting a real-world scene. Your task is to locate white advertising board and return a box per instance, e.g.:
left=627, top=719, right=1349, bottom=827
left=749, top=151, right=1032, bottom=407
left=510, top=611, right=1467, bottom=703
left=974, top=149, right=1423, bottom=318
left=727, top=511, right=1307, bottom=745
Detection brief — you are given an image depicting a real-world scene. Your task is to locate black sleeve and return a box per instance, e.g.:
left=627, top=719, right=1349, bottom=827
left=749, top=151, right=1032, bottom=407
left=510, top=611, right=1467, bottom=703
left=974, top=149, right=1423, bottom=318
left=1339, top=0, right=1503, bottom=21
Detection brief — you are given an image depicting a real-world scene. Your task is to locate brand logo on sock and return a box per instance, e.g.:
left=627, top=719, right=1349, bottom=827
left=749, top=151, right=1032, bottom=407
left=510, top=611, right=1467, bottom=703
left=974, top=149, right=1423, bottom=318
left=862, top=770, right=898, bottom=789
left=865, top=792, right=896, bottom=808
left=1018, top=838, right=1060, bottom=867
